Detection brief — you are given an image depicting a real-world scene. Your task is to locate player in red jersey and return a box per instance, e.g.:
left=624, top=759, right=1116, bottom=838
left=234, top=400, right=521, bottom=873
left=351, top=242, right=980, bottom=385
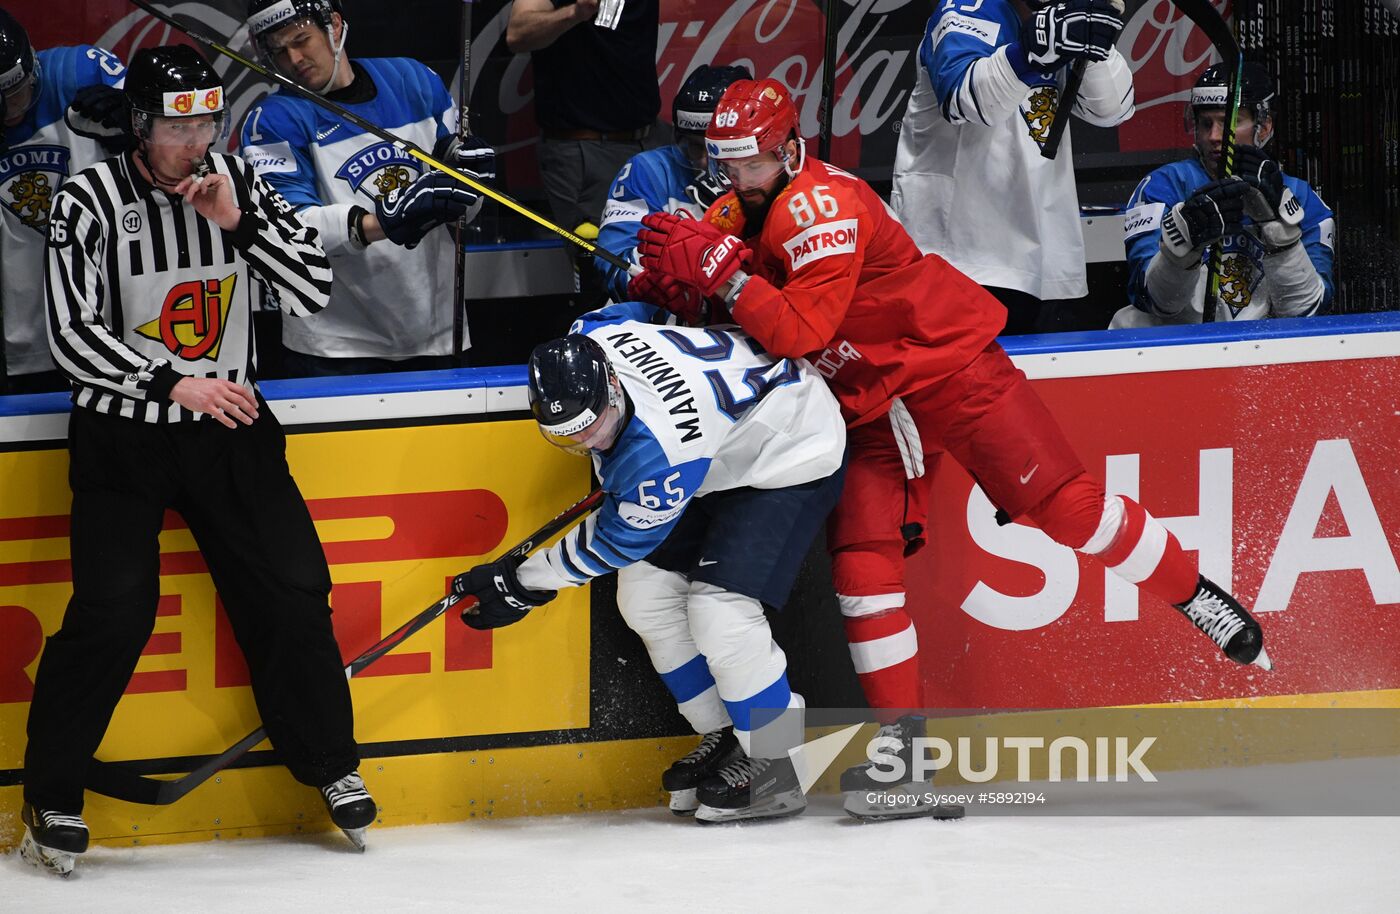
left=632, top=78, right=1271, bottom=820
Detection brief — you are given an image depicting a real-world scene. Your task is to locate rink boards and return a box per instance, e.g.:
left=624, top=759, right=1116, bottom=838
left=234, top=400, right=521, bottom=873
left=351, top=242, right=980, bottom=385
left=1, top=315, right=1398, bottom=849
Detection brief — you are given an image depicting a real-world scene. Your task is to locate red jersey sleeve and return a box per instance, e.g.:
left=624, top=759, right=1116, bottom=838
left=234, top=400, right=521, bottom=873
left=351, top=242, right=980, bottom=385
left=706, top=177, right=868, bottom=359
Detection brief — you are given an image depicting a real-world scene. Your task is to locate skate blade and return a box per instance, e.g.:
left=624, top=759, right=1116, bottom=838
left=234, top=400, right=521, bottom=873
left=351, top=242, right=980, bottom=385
left=668, top=788, right=699, bottom=816
left=340, top=826, right=368, bottom=852
left=1252, top=646, right=1274, bottom=671
left=20, top=830, right=76, bottom=877
left=693, top=789, right=807, bottom=825
left=840, top=783, right=963, bottom=817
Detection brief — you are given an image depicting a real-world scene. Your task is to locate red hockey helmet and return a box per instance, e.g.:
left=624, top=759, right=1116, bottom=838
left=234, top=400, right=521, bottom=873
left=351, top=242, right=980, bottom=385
left=705, top=78, right=804, bottom=189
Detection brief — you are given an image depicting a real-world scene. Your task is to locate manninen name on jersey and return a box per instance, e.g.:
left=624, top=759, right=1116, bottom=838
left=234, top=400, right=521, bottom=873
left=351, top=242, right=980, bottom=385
left=334, top=141, right=422, bottom=198
left=601, top=329, right=702, bottom=443
left=0, top=145, right=71, bottom=230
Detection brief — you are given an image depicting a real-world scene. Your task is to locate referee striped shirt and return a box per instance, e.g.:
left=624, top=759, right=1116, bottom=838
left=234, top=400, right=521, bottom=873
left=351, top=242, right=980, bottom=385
left=45, top=151, right=333, bottom=423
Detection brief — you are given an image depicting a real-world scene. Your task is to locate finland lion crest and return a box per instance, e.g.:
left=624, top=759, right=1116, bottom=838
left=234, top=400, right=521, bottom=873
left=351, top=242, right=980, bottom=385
left=1020, top=86, right=1059, bottom=148
left=0, top=145, right=71, bottom=231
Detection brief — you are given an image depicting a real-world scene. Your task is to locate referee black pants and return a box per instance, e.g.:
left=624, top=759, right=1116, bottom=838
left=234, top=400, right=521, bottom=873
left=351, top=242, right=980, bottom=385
left=23, top=404, right=359, bottom=814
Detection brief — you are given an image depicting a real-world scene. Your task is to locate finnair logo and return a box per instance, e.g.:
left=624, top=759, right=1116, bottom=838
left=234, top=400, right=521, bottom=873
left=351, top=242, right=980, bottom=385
left=249, top=0, right=300, bottom=36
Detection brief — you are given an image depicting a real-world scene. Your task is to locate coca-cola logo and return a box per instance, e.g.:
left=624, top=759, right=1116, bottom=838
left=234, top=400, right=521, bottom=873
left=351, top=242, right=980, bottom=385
left=1119, top=0, right=1230, bottom=151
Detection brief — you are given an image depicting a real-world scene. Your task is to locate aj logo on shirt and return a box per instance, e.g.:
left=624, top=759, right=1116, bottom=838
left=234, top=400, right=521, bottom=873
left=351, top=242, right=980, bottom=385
left=136, top=274, right=237, bottom=361
left=0, top=145, right=71, bottom=230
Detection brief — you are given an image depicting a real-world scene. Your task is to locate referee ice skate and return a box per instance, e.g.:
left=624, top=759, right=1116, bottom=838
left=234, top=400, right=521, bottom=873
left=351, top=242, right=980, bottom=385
left=21, top=45, right=374, bottom=876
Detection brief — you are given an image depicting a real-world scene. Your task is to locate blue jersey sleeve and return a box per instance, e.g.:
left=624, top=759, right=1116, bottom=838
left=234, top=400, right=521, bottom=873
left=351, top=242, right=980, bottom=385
left=1124, top=168, right=1190, bottom=312
left=71, top=46, right=126, bottom=90
left=1291, top=180, right=1336, bottom=311
left=596, top=151, right=681, bottom=301
left=544, top=443, right=711, bottom=585
left=920, top=1, right=1025, bottom=116
left=239, top=97, right=322, bottom=210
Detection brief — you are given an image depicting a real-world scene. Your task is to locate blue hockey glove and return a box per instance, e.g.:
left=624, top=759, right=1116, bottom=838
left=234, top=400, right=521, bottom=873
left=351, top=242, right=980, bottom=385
left=66, top=84, right=130, bottom=139
left=1010, top=0, right=1125, bottom=79
left=454, top=554, right=557, bottom=630
left=1158, top=177, right=1250, bottom=266
left=1234, top=145, right=1303, bottom=250
left=433, top=133, right=496, bottom=183
left=374, top=170, right=482, bottom=248
left=684, top=171, right=731, bottom=211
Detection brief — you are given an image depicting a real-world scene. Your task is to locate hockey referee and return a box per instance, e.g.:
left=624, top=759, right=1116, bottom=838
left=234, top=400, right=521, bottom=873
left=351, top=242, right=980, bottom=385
left=20, top=46, right=375, bottom=877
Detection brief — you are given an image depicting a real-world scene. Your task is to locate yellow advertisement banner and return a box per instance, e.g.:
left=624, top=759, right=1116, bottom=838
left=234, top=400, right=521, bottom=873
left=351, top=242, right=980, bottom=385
left=0, top=419, right=592, bottom=772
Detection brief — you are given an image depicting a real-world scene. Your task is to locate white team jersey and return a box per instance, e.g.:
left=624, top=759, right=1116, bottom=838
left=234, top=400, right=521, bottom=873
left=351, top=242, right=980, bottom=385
left=891, top=2, right=1134, bottom=300
left=1, top=45, right=125, bottom=376
left=518, top=309, right=846, bottom=592
left=240, top=58, right=462, bottom=359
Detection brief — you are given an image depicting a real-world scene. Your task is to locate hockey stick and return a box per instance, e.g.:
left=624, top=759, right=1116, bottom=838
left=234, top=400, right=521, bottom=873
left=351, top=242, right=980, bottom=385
left=816, top=0, right=840, bottom=162
left=1040, top=58, right=1086, bottom=160
left=86, top=486, right=606, bottom=806
left=1167, top=0, right=1241, bottom=322
left=122, top=0, right=632, bottom=272
left=451, top=0, right=474, bottom=369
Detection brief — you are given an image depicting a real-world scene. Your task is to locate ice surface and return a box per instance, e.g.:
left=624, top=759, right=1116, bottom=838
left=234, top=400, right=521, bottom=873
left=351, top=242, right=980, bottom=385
left=5, top=803, right=1398, bottom=913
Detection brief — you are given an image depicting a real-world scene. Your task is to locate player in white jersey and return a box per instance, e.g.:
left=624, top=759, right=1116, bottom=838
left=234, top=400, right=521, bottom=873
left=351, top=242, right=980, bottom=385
left=891, top=0, right=1133, bottom=332
left=0, top=8, right=126, bottom=392
left=242, top=0, right=489, bottom=376
left=452, top=303, right=847, bottom=823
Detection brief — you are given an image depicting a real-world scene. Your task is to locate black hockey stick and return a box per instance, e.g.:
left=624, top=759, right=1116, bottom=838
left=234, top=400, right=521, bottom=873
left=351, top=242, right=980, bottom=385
left=122, top=0, right=632, bottom=272
left=1169, top=0, right=1241, bottom=322
left=816, top=0, right=840, bottom=162
left=451, top=0, right=474, bottom=369
left=86, top=486, right=605, bottom=806
left=1040, top=58, right=1087, bottom=160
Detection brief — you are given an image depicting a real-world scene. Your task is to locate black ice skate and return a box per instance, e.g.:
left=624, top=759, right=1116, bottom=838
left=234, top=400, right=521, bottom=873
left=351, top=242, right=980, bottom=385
left=694, top=754, right=806, bottom=824
left=661, top=727, right=745, bottom=816
left=20, top=803, right=89, bottom=877
left=320, top=771, right=377, bottom=851
left=840, top=715, right=966, bottom=822
left=1175, top=576, right=1272, bottom=670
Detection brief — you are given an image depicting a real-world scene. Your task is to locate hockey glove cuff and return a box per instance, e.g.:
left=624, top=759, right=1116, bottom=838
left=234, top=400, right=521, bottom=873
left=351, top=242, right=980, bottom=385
left=454, top=555, right=557, bottom=631
left=65, top=84, right=131, bottom=148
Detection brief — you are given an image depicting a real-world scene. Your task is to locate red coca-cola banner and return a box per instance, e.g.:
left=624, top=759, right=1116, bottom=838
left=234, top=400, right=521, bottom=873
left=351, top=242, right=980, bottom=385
left=909, top=353, right=1400, bottom=709
left=13, top=0, right=1222, bottom=182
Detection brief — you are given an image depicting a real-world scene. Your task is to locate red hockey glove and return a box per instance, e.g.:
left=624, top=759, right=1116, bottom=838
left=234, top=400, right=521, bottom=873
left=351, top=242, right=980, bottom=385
left=627, top=269, right=706, bottom=324
left=638, top=212, right=750, bottom=298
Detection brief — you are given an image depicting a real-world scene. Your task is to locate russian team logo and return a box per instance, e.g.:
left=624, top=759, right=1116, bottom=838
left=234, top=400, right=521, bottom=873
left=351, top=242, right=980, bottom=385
left=136, top=274, right=238, bottom=361
left=0, top=145, right=71, bottom=231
